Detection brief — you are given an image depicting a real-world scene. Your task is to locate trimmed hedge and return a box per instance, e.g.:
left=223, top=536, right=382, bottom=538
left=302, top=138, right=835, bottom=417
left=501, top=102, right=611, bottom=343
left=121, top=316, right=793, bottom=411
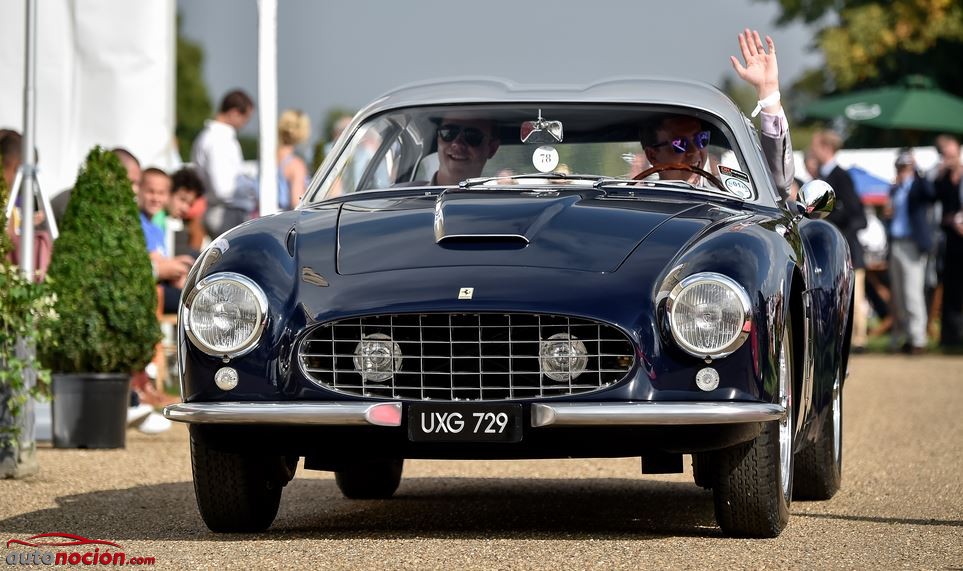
left=41, top=147, right=160, bottom=373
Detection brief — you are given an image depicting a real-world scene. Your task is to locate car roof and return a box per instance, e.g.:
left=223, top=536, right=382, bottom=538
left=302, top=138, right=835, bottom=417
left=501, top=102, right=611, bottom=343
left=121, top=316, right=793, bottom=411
left=358, top=76, right=745, bottom=126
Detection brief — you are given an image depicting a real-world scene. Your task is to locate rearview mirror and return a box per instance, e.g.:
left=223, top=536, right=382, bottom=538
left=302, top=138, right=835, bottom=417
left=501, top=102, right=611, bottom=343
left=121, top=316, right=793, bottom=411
left=798, top=179, right=835, bottom=219
left=520, top=111, right=563, bottom=144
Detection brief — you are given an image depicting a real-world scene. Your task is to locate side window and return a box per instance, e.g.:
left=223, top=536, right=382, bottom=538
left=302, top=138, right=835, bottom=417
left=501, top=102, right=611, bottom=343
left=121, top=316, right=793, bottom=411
left=320, top=120, right=388, bottom=198
left=360, top=138, right=401, bottom=191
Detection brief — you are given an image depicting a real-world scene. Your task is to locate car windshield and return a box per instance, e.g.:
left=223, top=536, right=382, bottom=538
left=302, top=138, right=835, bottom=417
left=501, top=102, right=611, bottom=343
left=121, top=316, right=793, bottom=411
left=310, top=104, right=758, bottom=202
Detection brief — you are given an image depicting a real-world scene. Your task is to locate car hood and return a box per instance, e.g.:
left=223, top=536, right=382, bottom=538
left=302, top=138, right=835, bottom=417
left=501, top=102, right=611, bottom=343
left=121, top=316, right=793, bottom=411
left=333, top=189, right=736, bottom=275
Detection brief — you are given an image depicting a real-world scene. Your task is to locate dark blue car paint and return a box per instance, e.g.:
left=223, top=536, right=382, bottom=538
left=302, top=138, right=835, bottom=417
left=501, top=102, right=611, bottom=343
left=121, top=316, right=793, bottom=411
left=795, top=217, right=854, bottom=445
left=178, top=186, right=852, bottom=459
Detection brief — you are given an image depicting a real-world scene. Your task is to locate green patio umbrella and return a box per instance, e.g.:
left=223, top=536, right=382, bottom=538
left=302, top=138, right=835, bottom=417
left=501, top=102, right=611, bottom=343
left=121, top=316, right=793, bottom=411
left=801, top=76, right=963, bottom=133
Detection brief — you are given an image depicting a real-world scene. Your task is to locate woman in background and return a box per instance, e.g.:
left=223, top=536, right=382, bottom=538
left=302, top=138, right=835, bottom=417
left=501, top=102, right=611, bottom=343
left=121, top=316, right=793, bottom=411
left=277, top=109, right=312, bottom=209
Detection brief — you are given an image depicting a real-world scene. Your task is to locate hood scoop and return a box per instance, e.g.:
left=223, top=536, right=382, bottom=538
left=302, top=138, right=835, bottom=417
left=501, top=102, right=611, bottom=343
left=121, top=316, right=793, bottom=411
left=433, top=190, right=563, bottom=247
left=435, top=233, right=530, bottom=249
left=335, top=190, right=704, bottom=275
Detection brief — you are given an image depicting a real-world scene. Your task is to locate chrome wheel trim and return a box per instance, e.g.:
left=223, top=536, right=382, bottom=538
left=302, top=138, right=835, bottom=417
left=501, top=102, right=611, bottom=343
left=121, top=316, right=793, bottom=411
left=778, top=328, right=792, bottom=501
left=832, top=373, right=842, bottom=467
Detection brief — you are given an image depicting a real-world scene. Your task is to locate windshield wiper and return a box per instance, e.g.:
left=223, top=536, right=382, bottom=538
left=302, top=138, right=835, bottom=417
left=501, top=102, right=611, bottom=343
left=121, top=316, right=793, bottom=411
left=594, top=177, right=705, bottom=190
left=460, top=172, right=606, bottom=189
left=596, top=177, right=746, bottom=200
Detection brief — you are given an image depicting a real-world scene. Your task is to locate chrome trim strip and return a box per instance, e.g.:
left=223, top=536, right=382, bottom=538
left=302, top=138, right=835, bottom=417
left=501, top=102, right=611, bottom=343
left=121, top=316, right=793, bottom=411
left=163, top=401, right=402, bottom=427
left=530, top=402, right=785, bottom=427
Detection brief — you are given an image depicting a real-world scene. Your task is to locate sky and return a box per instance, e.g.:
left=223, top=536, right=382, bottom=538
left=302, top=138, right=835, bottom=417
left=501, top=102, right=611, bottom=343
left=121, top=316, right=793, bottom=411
left=177, top=0, right=823, bottom=147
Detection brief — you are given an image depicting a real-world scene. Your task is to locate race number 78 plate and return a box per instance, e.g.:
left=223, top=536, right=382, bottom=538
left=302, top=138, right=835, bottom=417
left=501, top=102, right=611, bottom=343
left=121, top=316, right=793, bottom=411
left=408, top=403, right=522, bottom=443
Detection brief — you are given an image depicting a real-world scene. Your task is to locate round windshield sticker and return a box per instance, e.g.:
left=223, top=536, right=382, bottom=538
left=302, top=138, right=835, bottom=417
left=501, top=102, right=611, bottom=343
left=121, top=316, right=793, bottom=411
left=532, top=146, right=559, bottom=173
left=724, top=177, right=752, bottom=199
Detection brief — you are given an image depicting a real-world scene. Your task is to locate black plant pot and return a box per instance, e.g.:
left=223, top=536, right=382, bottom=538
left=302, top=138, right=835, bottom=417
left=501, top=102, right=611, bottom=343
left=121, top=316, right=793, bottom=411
left=52, top=373, right=130, bottom=449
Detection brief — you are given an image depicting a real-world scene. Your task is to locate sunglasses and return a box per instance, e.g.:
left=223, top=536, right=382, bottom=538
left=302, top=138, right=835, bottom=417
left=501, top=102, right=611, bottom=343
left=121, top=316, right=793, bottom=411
left=438, top=124, right=487, bottom=147
left=649, top=130, right=711, bottom=154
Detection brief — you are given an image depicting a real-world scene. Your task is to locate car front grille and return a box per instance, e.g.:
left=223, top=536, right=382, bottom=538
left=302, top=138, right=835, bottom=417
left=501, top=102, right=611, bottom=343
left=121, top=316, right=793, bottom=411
left=298, top=313, right=635, bottom=401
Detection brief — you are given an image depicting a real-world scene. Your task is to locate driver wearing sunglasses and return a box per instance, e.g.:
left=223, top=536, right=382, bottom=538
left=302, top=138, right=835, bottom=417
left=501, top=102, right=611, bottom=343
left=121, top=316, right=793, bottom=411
left=639, top=29, right=795, bottom=199
left=642, top=116, right=715, bottom=185
left=434, top=116, right=500, bottom=186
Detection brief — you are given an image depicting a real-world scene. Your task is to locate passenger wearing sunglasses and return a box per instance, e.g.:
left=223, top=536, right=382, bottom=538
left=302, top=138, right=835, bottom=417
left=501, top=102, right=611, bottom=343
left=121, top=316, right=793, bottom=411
left=433, top=117, right=500, bottom=185
left=640, top=29, right=795, bottom=199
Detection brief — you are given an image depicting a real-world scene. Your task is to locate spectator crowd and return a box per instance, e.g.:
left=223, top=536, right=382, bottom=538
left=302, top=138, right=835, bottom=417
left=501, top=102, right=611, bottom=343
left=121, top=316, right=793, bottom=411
left=802, top=131, right=963, bottom=356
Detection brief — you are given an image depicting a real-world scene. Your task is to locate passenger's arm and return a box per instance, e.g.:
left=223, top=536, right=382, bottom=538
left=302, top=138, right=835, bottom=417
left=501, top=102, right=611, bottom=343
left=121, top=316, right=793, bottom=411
left=730, top=29, right=794, bottom=199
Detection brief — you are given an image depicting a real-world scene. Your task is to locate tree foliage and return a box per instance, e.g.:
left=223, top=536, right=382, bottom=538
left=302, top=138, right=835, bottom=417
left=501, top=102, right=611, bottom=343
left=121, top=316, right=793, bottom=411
left=41, top=148, right=160, bottom=374
left=176, top=14, right=212, bottom=161
left=0, top=155, right=58, bottom=448
left=765, top=0, right=963, bottom=93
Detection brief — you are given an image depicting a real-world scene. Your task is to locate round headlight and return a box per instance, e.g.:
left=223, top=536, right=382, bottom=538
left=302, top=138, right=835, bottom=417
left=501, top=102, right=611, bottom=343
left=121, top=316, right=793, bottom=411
left=667, top=272, right=751, bottom=358
left=540, top=333, right=589, bottom=382
left=185, top=272, right=268, bottom=358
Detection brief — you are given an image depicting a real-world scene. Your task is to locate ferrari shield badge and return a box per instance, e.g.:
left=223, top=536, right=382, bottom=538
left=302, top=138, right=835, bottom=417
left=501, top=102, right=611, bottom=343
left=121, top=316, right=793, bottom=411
left=458, top=287, right=474, bottom=300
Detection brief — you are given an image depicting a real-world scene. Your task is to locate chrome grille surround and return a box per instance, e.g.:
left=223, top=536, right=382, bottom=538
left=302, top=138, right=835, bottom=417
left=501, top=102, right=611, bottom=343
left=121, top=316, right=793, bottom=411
left=298, top=313, right=636, bottom=401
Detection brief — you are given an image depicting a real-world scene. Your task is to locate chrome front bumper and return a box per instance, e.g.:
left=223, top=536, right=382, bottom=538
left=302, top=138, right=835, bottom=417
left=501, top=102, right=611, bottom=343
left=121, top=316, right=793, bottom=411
left=530, top=402, right=785, bottom=427
left=165, top=401, right=784, bottom=428
left=163, top=402, right=404, bottom=427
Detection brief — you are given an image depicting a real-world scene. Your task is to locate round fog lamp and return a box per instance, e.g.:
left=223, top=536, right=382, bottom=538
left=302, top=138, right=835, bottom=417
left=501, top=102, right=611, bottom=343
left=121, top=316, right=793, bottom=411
left=353, top=333, right=402, bottom=382
left=695, top=367, right=720, bottom=391
left=540, top=333, right=589, bottom=382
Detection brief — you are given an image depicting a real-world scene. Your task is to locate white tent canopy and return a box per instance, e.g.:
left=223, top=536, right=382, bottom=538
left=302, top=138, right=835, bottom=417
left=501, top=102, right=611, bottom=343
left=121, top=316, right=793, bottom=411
left=0, top=0, right=177, bottom=197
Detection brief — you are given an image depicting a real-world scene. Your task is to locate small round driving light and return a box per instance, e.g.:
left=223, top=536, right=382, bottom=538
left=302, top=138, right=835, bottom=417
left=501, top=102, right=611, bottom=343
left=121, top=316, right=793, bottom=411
left=540, top=333, right=589, bottom=382
left=695, top=367, right=720, bottom=391
left=353, top=333, right=402, bottom=382
left=215, top=367, right=239, bottom=391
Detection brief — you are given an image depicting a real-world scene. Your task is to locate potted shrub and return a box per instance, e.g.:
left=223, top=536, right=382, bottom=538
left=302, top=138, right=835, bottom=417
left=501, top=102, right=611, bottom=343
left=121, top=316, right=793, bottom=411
left=0, top=162, right=58, bottom=477
left=40, top=147, right=161, bottom=449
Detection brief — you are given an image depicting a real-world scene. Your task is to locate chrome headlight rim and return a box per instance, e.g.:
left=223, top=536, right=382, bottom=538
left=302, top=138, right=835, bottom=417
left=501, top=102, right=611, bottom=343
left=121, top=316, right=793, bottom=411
left=666, top=272, right=752, bottom=359
left=184, top=272, right=269, bottom=359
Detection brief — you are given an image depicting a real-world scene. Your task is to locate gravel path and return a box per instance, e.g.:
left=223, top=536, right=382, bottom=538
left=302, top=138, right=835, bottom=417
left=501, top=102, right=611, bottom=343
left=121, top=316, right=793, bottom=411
left=1, top=354, right=961, bottom=570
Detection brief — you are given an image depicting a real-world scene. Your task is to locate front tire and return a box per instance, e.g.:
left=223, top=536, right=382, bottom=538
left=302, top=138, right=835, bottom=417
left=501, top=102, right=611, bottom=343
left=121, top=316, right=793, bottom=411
left=335, top=459, right=404, bottom=499
left=793, top=373, right=842, bottom=500
left=190, top=426, right=296, bottom=532
left=711, top=321, right=794, bottom=538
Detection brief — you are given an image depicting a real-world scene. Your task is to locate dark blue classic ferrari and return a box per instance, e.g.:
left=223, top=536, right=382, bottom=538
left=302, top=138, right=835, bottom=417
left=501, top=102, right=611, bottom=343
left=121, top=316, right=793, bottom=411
left=165, top=78, right=853, bottom=538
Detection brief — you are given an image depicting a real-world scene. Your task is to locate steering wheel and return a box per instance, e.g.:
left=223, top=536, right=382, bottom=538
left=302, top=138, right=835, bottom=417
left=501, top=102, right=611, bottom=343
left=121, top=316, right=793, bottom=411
left=632, top=162, right=726, bottom=192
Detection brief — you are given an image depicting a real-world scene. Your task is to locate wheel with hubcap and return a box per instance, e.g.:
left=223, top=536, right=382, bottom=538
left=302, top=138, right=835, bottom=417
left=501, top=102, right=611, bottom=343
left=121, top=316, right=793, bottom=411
left=711, top=320, right=794, bottom=538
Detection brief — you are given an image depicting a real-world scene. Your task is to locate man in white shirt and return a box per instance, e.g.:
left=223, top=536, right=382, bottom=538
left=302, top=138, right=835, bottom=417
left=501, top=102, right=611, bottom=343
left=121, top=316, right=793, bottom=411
left=191, top=90, right=254, bottom=238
